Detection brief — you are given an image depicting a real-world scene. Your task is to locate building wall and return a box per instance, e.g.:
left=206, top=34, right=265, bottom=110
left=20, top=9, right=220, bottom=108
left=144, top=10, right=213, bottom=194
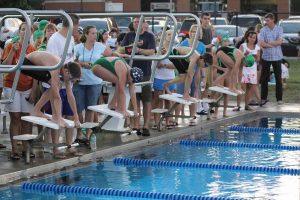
left=176, top=0, right=190, bottom=12
left=227, top=0, right=241, bottom=12
left=277, top=0, right=289, bottom=19
left=227, top=0, right=289, bottom=18
left=44, top=0, right=140, bottom=12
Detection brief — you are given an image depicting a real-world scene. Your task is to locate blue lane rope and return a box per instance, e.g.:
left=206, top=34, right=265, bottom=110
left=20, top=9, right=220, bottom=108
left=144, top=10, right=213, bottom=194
left=113, top=158, right=300, bottom=176
left=228, top=126, right=300, bottom=134
left=179, top=140, right=300, bottom=151
left=21, top=182, right=242, bottom=200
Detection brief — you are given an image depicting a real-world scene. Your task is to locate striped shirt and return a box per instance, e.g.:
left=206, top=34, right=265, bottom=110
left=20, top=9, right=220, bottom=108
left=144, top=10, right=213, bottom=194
left=260, top=25, right=283, bottom=61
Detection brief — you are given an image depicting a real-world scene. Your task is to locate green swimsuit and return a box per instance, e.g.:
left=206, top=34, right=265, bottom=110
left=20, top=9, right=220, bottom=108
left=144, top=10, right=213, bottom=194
left=92, top=57, right=127, bottom=75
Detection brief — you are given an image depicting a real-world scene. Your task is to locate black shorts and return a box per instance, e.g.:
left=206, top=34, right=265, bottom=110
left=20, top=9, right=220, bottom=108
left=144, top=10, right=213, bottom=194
left=21, top=57, right=52, bottom=83
left=169, top=49, right=189, bottom=74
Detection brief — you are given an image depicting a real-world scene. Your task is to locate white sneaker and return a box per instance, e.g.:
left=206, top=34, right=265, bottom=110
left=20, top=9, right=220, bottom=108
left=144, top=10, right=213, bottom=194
left=277, top=101, right=284, bottom=105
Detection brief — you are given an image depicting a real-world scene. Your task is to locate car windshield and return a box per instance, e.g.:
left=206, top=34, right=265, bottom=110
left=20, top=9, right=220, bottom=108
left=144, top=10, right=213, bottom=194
left=211, top=19, right=226, bottom=25
left=114, top=17, right=131, bottom=27
left=80, top=20, right=108, bottom=31
left=280, top=22, right=300, bottom=33
left=215, top=27, right=243, bottom=37
left=180, top=20, right=196, bottom=33
left=231, top=17, right=261, bottom=27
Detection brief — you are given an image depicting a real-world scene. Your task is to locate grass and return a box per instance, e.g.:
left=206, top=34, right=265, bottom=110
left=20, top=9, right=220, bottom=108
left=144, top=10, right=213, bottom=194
left=268, top=58, right=300, bottom=103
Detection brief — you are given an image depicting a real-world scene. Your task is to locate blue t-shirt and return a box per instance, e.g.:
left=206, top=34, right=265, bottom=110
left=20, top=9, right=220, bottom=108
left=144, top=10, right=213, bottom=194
left=121, top=31, right=156, bottom=76
left=179, top=39, right=206, bottom=55
left=74, top=42, right=106, bottom=85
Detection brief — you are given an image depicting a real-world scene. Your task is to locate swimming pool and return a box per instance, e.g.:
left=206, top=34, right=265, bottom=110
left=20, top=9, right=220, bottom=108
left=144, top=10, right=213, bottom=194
left=1, top=117, right=299, bottom=200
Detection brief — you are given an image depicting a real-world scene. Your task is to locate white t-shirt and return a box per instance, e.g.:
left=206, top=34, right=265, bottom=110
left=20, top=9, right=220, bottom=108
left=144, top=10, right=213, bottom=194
left=241, top=43, right=260, bottom=56
left=43, top=32, right=75, bottom=88
left=154, top=59, right=175, bottom=80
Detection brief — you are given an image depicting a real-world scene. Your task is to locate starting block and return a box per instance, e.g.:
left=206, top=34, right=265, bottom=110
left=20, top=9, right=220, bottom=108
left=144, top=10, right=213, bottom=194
left=88, top=104, right=133, bottom=132
left=154, top=93, right=199, bottom=131
left=159, top=93, right=200, bottom=106
left=14, top=115, right=99, bottom=163
left=208, top=86, right=241, bottom=96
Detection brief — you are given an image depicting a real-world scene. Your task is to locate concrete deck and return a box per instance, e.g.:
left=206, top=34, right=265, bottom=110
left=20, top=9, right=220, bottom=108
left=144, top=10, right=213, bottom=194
left=0, top=102, right=299, bottom=186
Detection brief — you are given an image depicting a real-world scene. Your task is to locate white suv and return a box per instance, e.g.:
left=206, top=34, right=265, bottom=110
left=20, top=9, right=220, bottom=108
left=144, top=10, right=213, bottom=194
left=230, top=14, right=263, bottom=31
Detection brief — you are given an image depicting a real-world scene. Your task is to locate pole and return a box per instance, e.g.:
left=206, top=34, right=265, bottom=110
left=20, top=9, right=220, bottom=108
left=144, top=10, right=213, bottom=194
left=170, top=0, right=172, bottom=13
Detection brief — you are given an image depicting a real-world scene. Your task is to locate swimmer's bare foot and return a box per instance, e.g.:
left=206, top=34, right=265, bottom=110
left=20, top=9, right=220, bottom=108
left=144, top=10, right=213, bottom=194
left=182, top=95, right=198, bottom=102
left=51, top=117, right=67, bottom=128
left=31, top=110, right=51, bottom=119
left=228, top=87, right=241, bottom=94
left=115, top=109, right=130, bottom=118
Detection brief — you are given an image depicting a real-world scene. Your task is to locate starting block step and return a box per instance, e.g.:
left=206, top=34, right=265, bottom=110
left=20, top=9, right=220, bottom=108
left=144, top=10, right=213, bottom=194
left=88, top=104, right=134, bottom=119
left=151, top=108, right=169, bottom=113
left=199, top=98, right=217, bottom=103
left=159, top=93, right=199, bottom=106
left=13, top=134, right=38, bottom=141
left=209, top=86, right=241, bottom=96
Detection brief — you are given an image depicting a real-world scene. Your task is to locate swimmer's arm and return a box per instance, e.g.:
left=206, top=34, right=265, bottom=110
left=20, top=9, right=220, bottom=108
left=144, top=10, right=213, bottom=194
left=194, top=66, right=201, bottom=99
left=65, top=81, right=80, bottom=126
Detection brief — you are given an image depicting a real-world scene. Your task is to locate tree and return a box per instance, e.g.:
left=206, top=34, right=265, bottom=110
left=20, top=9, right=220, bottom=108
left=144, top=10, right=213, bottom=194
left=0, top=0, right=42, bottom=9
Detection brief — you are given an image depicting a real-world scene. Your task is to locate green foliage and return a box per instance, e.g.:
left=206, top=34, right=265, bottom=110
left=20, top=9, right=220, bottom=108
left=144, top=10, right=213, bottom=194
left=0, top=0, right=42, bottom=9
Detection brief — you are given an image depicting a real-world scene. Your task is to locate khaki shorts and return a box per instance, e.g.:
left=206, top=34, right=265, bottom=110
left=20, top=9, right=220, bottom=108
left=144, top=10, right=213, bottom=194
left=4, top=88, right=34, bottom=113
left=136, top=76, right=152, bottom=103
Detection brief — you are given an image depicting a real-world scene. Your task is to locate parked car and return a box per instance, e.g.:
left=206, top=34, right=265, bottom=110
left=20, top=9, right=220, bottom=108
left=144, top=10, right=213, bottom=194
left=179, top=18, right=196, bottom=37
left=210, top=17, right=228, bottom=25
left=0, top=17, right=22, bottom=42
left=287, top=16, right=300, bottom=21
left=278, top=20, right=300, bottom=57
left=230, top=14, right=263, bottom=31
left=212, top=25, right=244, bottom=46
left=79, top=18, right=112, bottom=32
left=113, top=16, right=131, bottom=33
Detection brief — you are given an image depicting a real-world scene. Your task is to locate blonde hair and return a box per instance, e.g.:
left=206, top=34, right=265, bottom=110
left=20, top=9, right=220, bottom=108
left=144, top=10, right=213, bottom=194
left=189, top=24, right=202, bottom=40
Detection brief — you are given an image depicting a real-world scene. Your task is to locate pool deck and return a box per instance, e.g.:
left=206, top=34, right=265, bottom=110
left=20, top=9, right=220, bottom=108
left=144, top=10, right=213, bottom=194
left=0, top=102, right=299, bottom=186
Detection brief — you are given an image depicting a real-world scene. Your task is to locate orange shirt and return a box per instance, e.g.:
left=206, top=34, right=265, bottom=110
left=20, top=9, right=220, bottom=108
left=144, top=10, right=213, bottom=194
left=2, top=42, right=36, bottom=91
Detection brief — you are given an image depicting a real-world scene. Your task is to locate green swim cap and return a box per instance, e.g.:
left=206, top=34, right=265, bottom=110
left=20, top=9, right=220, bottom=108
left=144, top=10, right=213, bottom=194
left=244, top=54, right=255, bottom=67
left=221, top=33, right=229, bottom=42
left=33, top=30, right=44, bottom=41
left=39, top=20, right=49, bottom=31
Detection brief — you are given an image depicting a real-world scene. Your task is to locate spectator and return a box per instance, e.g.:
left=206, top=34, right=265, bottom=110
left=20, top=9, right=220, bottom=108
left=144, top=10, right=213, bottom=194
left=237, top=31, right=261, bottom=111
left=1, top=22, right=37, bottom=160
left=73, top=25, right=111, bottom=142
left=259, top=13, right=284, bottom=105
left=121, top=17, right=156, bottom=136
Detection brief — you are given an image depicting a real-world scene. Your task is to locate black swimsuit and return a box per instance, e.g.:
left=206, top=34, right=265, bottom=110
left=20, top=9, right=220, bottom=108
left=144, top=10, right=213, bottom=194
left=21, top=57, right=52, bottom=83
left=169, top=49, right=190, bottom=74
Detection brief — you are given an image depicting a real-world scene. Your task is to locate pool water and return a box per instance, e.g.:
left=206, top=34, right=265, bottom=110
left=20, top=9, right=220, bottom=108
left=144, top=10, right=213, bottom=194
left=1, top=117, right=300, bottom=200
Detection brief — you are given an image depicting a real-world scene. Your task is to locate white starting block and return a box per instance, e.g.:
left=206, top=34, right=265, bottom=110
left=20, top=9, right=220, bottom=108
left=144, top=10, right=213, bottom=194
left=159, top=93, right=200, bottom=106
left=14, top=115, right=99, bottom=163
left=153, top=93, right=199, bottom=131
left=199, top=98, right=217, bottom=103
left=209, top=86, right=242, bottom=96
left=151, top=108, right=169, bottom=114
left=99, top=80, right=151, bottom=132
left=88, top=104, right=134, bottom=132
left=88, top=104, right=134, bottom=119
